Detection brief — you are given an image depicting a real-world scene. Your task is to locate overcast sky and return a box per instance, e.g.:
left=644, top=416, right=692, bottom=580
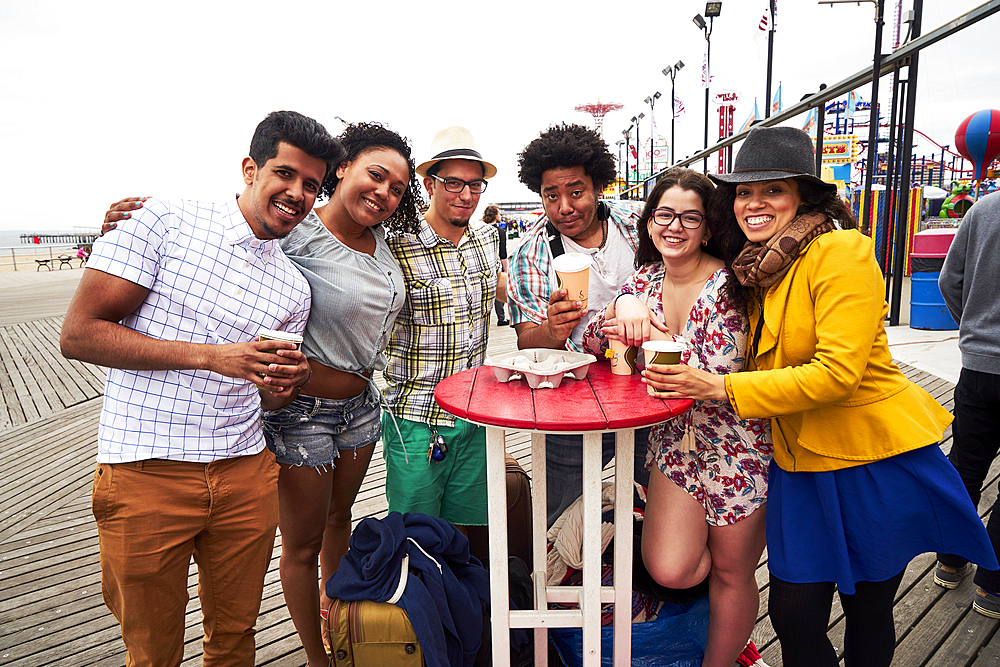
left=1, top=0, right=996, bottom=232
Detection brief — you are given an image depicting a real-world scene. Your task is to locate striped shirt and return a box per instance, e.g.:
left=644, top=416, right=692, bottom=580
left=87, top=197, right=311, bottom=464
left=383, top=218, right=500, bottom=427
left=507, top=200, right=641, bottom=352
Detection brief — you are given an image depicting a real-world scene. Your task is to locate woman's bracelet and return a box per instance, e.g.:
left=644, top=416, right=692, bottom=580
left=294, top=368, right=313, bottom=391
left=613, top=293, right=633, bottom=308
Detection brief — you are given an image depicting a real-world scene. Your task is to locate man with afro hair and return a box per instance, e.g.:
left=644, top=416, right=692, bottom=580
left=508, top=123, right=649, bottom=527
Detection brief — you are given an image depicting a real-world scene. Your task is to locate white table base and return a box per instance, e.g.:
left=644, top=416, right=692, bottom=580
left=485, top=427, right=636, bottom=666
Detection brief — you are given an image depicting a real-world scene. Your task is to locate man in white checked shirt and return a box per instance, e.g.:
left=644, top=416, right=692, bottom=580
left=60, top=111, right=343, bottom=667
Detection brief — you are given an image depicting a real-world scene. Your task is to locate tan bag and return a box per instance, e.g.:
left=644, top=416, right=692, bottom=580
left=323, top=597, right=424, bottom=667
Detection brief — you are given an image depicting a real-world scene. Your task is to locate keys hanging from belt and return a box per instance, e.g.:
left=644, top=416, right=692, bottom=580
left=427, top=427, right=447, bottom=463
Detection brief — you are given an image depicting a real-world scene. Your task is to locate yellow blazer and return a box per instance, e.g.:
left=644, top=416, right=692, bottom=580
left=725, top=229, right=952, bottom=472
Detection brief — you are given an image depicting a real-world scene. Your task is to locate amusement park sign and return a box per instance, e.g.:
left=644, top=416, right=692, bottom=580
left=817, top=134, right=859, bottom=164
left=712, top=90, right=740, bottom=105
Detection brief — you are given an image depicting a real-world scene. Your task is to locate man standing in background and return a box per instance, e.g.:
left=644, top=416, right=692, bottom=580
left=935, top=189, right=1000, bottom=617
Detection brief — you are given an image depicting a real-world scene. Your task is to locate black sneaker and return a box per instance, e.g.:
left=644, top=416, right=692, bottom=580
left=497, top=319, right=509, bottom=326
left=933, top=561, right=973, bottom=589
left=974, top=588, right=1000, bottom=618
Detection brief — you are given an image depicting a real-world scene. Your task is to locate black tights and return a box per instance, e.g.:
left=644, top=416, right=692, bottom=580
left=768, top=571, right=905, bottom=667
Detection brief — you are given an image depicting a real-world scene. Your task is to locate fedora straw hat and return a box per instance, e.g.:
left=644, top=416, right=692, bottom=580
left=415, top=126, right=497, bottom=179
left=709, top=126, right=836, bottom=193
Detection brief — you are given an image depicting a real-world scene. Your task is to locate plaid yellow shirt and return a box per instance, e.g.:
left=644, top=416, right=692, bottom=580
left=383, top=217, right=500, bottom=426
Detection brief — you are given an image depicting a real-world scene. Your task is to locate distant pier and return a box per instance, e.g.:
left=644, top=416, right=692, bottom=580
left=18, top=232, right=99, bottom=245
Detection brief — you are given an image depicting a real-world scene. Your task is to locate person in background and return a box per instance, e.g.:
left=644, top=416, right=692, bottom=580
left=483, top=204, right=509, bottom=326
left=650, top=126, right=997, bottom=667
left=582, top=168, right=771, bottom=667
left=61, top=110, right=336, bottom=666
left=934, top=189, right=1000, bottom=617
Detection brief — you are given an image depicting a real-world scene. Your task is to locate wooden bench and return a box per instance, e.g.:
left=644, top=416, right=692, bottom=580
left=57, top=255, right=74, bottom=269
left=34, top=258, right=53, bottom=271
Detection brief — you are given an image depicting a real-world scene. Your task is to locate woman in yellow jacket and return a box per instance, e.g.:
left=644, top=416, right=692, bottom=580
left=645, top=126, right=997, bottom=667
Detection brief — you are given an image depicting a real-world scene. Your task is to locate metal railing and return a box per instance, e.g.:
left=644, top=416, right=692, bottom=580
left=620, top=0, right=1000, bottom=199
left=0, top=244, right=86, bottom=272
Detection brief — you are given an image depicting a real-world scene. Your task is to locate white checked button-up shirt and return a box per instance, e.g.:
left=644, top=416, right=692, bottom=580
left=86, top=197, right=311, bottom=464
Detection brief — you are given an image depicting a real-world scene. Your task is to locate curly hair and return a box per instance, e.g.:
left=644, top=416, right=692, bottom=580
left=636, top=169, right=748, bottom=309
left=708, top=177, right=857, bottom=265
left=482, top=204, right=500, bottom=224
left=517, top=123, right=617, bottom=194
left=320, top=122, right=422, bottom=234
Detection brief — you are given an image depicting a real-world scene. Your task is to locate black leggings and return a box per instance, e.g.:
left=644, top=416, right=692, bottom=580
left=768, top=571, right=905, bottom=667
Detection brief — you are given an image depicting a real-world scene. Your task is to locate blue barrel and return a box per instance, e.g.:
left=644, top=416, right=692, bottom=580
left=910, top=272, right=958, bottom=330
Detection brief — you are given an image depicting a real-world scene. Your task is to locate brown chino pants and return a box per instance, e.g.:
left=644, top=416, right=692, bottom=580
left=92, top=448, right=279, bottom=667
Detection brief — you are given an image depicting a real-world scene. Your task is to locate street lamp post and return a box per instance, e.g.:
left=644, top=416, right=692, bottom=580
left=645, top=92, right=661, bottom=177
left=622, top=125, right=633, bottom=194
left=632, top=113, right=645, bottom=188
left=693, top=3, right=722, bottom=173
left=820, top=0, right=884, bottom=234
left=662, top=61, right=684, bottom=166
left=615, top=139, right=625, bottom=195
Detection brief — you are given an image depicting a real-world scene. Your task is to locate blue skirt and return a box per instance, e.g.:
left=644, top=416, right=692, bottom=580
left=767, top=444, right=998, bottom=595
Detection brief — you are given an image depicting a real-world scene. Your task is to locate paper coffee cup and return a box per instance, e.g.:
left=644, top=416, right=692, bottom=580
left=606, top=339, right=638, bottom=375
left=642, top=340, right=684, bottom=365
left=551, top=252, right=590, bottom=310
left=641, top=340, right=684, bottom=395
left=258, top=329, right=303, bottom=390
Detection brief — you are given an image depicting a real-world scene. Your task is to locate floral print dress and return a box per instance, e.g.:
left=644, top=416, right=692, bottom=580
left=582, top=264, right=772, bottom=526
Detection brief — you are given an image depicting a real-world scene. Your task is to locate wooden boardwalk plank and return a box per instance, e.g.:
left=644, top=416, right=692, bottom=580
left=14, top=319, right=99, bottom=407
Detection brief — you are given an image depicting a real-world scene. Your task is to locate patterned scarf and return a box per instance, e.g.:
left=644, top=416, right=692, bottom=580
left=731, top=212, right=836, bottom=288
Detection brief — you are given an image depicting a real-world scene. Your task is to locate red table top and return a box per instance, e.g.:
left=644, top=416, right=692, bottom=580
left=435, top=360, right=693, bottom=432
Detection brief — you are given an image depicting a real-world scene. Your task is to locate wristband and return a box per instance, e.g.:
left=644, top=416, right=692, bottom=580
left=294, top=368, right=313, bottom=391
left=613, top=293, right=633, bottom=308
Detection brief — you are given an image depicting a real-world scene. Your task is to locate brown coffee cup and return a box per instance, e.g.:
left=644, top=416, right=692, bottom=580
left=641, top=340, right=684, bottom=394
left=257, top=329, right=303, bottom=391
left=551, top=252, right=590, bottom=310
left=606, top=339, right=638, bottom=375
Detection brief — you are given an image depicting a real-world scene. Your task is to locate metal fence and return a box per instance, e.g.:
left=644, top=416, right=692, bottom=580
left=0, top=244, right=86, bottom=272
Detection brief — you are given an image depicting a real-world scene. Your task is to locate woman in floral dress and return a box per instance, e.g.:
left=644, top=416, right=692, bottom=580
left=582, top=168, right=771, bottom=667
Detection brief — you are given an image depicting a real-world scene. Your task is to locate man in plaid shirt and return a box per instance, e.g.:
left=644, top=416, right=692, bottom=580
left=508, top=123, right=650, bottom=527
left=381, top=127, right=505, bottom=559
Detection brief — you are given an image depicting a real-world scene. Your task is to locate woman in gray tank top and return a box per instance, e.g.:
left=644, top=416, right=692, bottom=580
left=262, top=123, right=422, bottom=667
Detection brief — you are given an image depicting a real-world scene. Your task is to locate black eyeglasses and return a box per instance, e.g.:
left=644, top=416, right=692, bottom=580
left=430, top=174, right=488, bottom=194
left=651, top=208, right=706, bottom=229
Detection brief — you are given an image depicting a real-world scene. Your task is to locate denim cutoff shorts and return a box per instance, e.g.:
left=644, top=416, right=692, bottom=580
left=262, top=385, right=381, bottom=469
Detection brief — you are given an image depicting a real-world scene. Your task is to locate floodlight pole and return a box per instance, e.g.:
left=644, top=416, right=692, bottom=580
left=663, top=61, right=684, bottom=165
left=821, top=0, right=884, bottom=234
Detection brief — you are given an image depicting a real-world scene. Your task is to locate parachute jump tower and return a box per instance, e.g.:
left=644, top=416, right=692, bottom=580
left=574, top=101, right=624, bottom=139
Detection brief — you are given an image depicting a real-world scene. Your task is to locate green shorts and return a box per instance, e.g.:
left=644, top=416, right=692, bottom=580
left=381, top=414, right=488, bottom=526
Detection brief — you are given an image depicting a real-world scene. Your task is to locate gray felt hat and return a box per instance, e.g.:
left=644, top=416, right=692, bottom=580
left=709, top=126, right=836, bottom=193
